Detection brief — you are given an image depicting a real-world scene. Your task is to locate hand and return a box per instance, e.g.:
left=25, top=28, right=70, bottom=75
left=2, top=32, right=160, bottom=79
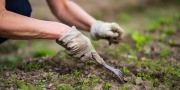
left=90, top=21, right=124, bottom=44
left=56, top=26, right=105, bottom=65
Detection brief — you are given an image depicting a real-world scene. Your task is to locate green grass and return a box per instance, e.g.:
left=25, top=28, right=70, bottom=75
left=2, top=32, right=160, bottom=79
left=0, top=56, right=22, bottom=70
left=105, top=43, right=131, bottom=59
left=72, top=70, right=82, bottom=77
left=23, top=62, right=46, bottom=72
left=56, top=84, right=74, bottom=90
left=121, top=84, right=128, bottom=90
left=131, top=32, right=152, bottom=50
left=122, top=66, right=130, bottom=75
left=32, top=48, right=56, bottom=57
left=103, top=81, right=111, bottom=90
left=14, top=80, right=44, bottom=90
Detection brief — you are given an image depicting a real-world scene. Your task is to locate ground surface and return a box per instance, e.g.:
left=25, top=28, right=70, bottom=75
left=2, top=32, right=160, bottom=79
left=0, top=0, right=180, bottom=90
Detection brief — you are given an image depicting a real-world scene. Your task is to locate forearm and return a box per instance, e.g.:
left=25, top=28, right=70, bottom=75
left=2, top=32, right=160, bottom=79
left=0, top=10, right=70, bottom=39
left=47, top=0, right=96, bottom=31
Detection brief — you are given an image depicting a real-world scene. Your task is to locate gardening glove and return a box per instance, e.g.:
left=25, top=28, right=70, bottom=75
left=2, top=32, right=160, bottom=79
left=90, top=21, right=124, bottom=44
left=56, top=26, right=105, bottom=65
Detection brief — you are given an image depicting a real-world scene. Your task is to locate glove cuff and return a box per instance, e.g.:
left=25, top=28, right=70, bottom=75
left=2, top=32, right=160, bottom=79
left=56, top=26, right=81, bottom=46
left=90, top=20, right=104, bottom=40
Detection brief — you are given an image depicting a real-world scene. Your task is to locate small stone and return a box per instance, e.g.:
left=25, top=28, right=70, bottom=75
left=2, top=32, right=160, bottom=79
left=124, top=77, right=131, bottom=82
left=5, top=72, right=10, bottom=77
left=54, top=68, right=59, bottom=71
left=42, top=73, right=48, bottom=78
left=90, top=66, right=94, bottom=70
left=143, top=81, right=152, bottom=90
left=84, top=71, right=88, bottom=75
left=48, top=83, right=53, bottom=88
left=135, top=77, right=143, bottom=85
left=93, top=84, right=103, bottom=90
left=9, top=87, right=14, bottom=90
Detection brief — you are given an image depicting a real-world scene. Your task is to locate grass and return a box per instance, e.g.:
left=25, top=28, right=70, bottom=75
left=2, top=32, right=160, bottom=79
left=121, top=84, right=128, bottom=90
left=23, top=62, right=46, bottom=72
left=131, top=32, right=152, bottom=50
left=0, top=56, right=22, bottom=70
left=56, top=84, right=74, bottom=90
left=32, top=48, right=56, bottom=57
left=103, top=81, right=111, bottom=90
left=105, top=43, right=131, bottom=59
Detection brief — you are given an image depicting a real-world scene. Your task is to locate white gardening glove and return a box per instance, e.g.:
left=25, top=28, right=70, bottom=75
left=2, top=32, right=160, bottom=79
left=90, top=21, right=124, bottom=44
left=56, top=26, right=105, bottom=65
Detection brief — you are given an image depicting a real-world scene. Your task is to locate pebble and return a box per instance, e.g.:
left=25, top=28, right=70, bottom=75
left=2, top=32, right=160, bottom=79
left=84, top=71, right=88, bottom=75
left=5, top=72, right=10, bottom=77
left=42, top=73, right=48, bottom=78
left=48, top=83, right=53, bottom=88
left=135, top=77, right=143, bottom=85
left=124, top=77, right=131, bottom=82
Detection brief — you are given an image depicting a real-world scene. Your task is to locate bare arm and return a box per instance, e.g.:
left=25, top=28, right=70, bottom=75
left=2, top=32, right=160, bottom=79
left=47, top=0, right=96, bottom=31
left=0, top=0, right=70, bottom=40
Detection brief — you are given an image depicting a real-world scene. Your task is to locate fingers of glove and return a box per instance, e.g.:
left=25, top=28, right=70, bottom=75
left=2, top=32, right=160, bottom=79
left=80, top=52, right=93, bottom=61
left=91, top=52, right=105, bottom=65
left=111, top=23, right=124, bottom=38
left=104, top=30, right=119, bottom=38
left=65, top=49, right=83, bottom=58
left=66, top=42, right=78, bottom=50
left=108, top=38, right=120, bottom=45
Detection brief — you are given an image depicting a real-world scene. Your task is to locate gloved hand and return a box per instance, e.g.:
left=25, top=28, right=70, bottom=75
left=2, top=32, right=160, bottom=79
left=56, top=26, right=105, bottom=65
left=90, top=21, right=124, bottom=44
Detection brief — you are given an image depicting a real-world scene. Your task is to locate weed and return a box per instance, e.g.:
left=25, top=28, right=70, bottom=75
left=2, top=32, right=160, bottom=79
left=80, top=78, right=90, bottom=90
left=56, top=84, right=74, bottom=90
left=103, top=81, right=111, bottom=90
left=160, top=45, right=170, bottom=57
left=148, top=20, right=161, bottom=31
left=122, top=67, right=130, bottom=75
left=105, top=43, right=131, bottom=59
left=131, top=32, right=152, bottom=50
left=163, top=77, right=174, bottom=90
left=32, top=48, right=56, bottom=57
left=61, top=74, right=68, bottom=80
left=163, top=27, right=176, bottom=35
left=163, top=65, right=173, bottom=75
left=137, top=72, right=151, bottom=80
left=121, top=84, right=127, bottom=90
left=59, top=51, right=67, bottom=60
left=171, top=68, right=180, bottom=77
left=158, top=33, right=168, bottom=41
left=73, top=70, right=82, bottom=77
left=90, top=77, right=98, bottom=86
left=168, top=39, right=175, bottom=45
left=148, top=16, right=175, bottom=31
left=24, top=62, right=46, bottom=71
left=150, top=78, right=160, bottom=87
left=15, top=80, right=37, bottom=90
left=47, top=72, right=53, bottom=80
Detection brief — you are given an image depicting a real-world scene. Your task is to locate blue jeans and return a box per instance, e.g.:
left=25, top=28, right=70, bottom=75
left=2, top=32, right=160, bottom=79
left=0, top=0, right=32, bottom=44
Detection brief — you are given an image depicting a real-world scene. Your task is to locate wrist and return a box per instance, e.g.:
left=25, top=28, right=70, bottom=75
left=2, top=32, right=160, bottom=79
left=42, top=21, right=71, bottom=39
left=55, top=22, right=71, bottom=39
left=90, top=20, right=104, bottom=40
